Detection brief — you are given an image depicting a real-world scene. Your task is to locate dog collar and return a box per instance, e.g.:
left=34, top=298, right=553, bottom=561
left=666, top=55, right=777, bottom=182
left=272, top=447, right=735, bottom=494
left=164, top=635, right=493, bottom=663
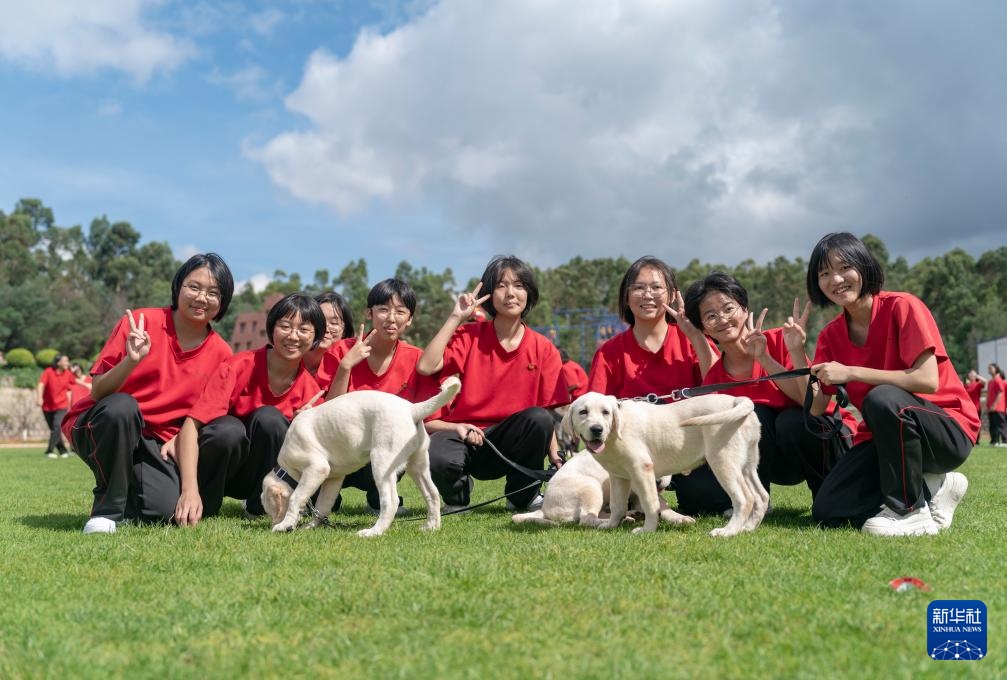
left=273, top=465, right=300, bottom=490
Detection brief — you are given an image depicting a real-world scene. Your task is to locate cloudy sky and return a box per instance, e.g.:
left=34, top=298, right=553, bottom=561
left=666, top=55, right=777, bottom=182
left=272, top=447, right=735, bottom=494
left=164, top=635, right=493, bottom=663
left=2, top=0, right=1005, bottom=290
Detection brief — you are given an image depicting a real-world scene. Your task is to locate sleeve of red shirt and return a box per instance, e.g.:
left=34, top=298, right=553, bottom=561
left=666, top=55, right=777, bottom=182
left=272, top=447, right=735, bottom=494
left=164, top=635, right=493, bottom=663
left=587, top=344, right=616, bottom=395
left=188, top=362, right=238, bottom=425
left=91, top=314, right=131, bottom=375
left=441, top=326, right=475, bottom=378
left=315, top=339, right=353, bottom=393
left=893, top=295, right=944, bottom=367
left=538, top=342, right=570, bottom=408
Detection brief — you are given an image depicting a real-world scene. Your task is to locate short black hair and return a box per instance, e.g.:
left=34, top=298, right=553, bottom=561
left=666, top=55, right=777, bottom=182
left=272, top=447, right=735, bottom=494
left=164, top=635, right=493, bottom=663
left=618, top=256, right=678, bottom=326
left=479, top=255, right=539, bottom=319
left=51, top=353, right=68, bottom=369
left=171, top=253, right=234, bottom=321
left=807, top=233, right=884, bottom=308
left=314, top=291, right=354, bottom=340
left=266, top=293, right=327, bottom=350
left=683, top=272, right=749, bottom=328
left=558, top=347, right=570, bottom=364
left=367, top=278, right=417, bottom=315
left=991, top=363, right=1004, bottom=378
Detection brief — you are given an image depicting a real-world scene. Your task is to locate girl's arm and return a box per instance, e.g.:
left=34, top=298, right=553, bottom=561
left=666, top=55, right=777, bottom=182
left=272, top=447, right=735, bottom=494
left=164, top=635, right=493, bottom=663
left=418, top=283, right=489, bottom=376
left=812, top=349, right=939, bottom=394
left=664, top=292, right=716, bottom=377
left=173, top=417, right=203, bottom=527
left=92, top=310, right=151, bottom=400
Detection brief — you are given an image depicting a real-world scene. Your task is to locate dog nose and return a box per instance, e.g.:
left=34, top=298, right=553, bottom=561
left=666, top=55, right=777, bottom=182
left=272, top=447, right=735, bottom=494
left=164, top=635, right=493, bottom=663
left=589, top=425, right=604, bottom=437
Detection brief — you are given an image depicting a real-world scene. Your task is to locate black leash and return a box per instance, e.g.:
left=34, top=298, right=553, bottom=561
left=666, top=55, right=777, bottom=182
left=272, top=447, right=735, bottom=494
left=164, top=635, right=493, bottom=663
left=465, top=429, right=557, bottom=482
left=627, top=367, right=815, bottom=404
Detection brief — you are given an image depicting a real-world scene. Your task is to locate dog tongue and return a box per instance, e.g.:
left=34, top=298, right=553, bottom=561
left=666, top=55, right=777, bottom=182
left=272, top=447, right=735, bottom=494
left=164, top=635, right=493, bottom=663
left=586, top=440, right=605, bottom=454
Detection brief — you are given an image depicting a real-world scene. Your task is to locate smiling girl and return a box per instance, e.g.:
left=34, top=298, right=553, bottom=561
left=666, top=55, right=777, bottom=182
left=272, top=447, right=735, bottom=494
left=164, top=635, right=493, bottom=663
left=174, top=293, right=326, bottom=525
left=63, top=254, right=235, bottom=534
left=807, top=233, right=979, bottom=536
left=417, top=256, right=569, bottom=512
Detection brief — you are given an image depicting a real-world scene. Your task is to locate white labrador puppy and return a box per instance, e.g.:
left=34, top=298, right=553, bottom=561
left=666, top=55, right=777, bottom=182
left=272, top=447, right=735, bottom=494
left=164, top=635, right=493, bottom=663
left=511, top=451, right=672, bottom=527
left=262, top=377, right=461, bottom=537
left=562, top=392, right=767, bottom=537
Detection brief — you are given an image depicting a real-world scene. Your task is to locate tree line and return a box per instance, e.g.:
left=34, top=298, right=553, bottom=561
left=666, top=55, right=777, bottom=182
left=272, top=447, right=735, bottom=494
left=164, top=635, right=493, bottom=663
left=2, top=198, right=1005, bottom=373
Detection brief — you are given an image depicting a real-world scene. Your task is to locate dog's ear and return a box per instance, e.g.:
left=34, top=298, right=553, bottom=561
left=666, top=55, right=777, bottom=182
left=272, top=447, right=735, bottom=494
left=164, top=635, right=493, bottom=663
left=266, top=485, right=288, bottom=525
left=560, top=402, right=578, bottom=447
left=610, top=397, right=623, bottom=440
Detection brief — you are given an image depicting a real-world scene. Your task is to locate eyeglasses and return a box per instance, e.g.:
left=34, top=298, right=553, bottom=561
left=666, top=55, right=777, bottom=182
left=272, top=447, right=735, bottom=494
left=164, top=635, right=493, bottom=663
left=274, top=322, right=315, bottom=339
left=628, top=283, right=668, bottom=297
left=182, top=283, right=222, bottom=303
left=371, top=305, right=410, bottom=320
left=701, top=303, right=741, bottom=327
left=324, top=317, right=344, bottom=330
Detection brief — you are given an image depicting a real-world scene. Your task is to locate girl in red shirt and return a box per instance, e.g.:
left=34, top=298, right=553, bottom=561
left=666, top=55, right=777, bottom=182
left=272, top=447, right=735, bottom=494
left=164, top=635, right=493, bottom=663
left=173, top=293, right=325, bottom=525
left=68, top=363, right=93, bottom=409
left=676, top=272, right=854, bottom=515
left=963, top=369, right=985, bottom=416
left=316, top=278, right=438, bottom=513
left=64, top=254, right=235, bottom=534
left=302, top=291, right=353, bottom=376
left=37, top=354, right=74, bottom=458
left=987, top=363, right=1007, bottom=446
left=418, top=256, right=569, bottom=511
left=806, top=233, right=978, bottom=537
left=559, top=347, right=589, bottom=400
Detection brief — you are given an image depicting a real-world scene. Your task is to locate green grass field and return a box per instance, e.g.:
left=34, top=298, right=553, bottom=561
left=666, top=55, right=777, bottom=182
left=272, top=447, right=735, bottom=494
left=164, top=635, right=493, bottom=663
left=1, top=445, right=1003, bottom=679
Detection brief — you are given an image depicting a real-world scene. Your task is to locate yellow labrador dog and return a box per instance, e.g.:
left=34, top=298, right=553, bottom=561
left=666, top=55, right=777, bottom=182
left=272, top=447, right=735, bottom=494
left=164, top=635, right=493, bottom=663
left=262, top=377, right=461, bottom=537
left=562, top=392, right=767, bottom=537
left=511, top=451, right=671, bottom=527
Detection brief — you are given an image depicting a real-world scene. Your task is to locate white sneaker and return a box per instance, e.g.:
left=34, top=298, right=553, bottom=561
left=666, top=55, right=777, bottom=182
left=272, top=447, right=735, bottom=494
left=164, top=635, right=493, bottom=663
left=506, top=493, right=544, bottom=512
left=82, top=517, right=117, bottom=534
left=927, top=472, right=968, bottom=530
left=60, top=452, right=71, bottom=458
left=45, top=452, right=58, bottom=459
left=861, top=503, right=938, bottom=536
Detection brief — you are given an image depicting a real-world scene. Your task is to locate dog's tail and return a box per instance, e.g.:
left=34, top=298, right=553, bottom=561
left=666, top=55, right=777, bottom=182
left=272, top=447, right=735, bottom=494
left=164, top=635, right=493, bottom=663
left=410, top=376, right=462, bottom=422
left=680, top=396, right=755, bottom=426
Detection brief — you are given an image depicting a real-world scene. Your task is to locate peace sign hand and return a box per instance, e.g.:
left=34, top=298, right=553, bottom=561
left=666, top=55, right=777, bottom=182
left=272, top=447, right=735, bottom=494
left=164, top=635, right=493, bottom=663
left=783, top=298, right=811, bottom=353
left=125, top=309, right=151, bottom=364
left=452, top=281, right=491, bottom=322
left=340, top=324, right=376, bottom=370
left=741, top=308, right=769, bottom=358
left=664, top=290, right=703, bottom=340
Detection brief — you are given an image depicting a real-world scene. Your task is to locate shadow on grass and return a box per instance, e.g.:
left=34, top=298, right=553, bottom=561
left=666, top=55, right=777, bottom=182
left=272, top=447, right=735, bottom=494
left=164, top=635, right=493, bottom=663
left=20, top=513, right=86, bottom=531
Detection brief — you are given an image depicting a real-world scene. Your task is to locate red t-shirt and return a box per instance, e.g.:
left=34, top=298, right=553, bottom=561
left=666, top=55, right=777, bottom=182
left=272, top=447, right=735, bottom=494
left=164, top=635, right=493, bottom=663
left=68, top=377, right=92, bottom=408
left=813, top=291, right=980, bottom=445
left=189, top=347, right=321, bottom=424
left=63, top=307, right=233, bottom=442
left=703, top=328, right=858, bottom=432
left=964, top=379, right=983, bottom=412
left=437, top=321, right=569, bottom=428
left=588, top=325, right=705, bottom=399
left=987, top=376, right=1006, bottom=414
left=316, top=338, right=439, bottom=403
left=39, top=366, right=75, bottom=411
left=562, top=360, right=590, bottom=399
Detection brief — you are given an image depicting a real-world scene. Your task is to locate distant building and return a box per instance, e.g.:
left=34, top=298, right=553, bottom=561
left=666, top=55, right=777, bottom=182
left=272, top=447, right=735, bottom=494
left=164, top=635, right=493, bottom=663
left=229, top=293, right=284, bottom=352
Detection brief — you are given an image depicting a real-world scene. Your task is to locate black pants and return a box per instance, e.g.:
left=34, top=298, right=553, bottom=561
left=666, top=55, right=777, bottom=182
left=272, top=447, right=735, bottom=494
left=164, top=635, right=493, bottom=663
left=428, top=407, right=554, bottom=508
left=197, top=406, right=289, bottom=516
left=812, top=385, right=973, bottom=528
left=43, top=409, right=68, bottom=454
left=70, top=394, right=179, bottom=523
left=989, top=411, right=1007, bottom=445
left=672, top=405, right=842, bottom=515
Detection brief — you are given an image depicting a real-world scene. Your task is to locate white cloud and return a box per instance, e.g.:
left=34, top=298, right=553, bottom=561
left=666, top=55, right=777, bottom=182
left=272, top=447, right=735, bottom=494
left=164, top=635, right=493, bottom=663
left=0, top=0, right=195, bottom=83
left=173, top=244, right=202, bottom=262
left=248, top=0, right=1007, bottom=268
left=207, top=65, right=282, bottom=101
left=248, top=9, right=285, bottom=37
left=96, top=99, right=122, bottom=117
left=236, top=272, right=273, bottom=293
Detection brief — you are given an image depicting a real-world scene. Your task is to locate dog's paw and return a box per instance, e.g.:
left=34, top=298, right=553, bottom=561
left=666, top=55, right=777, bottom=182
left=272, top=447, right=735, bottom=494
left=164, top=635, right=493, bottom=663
left=271, top=521, right=296, bottom=532
left=659, top=509, right=696, bottom=525
left=709, top=526, right=739, bottom=538
left=420, top=520, right=441, bottom=532
left=357, top=527, right=384, bottom=538
left=631, top=526, right=657, bottom=534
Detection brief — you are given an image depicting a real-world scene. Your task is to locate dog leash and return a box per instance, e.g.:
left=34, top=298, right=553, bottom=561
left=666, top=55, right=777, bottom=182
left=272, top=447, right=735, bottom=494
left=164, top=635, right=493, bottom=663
left=627, top=367, right=815, bottom=404
left=465, top=429, right=557, bottom=482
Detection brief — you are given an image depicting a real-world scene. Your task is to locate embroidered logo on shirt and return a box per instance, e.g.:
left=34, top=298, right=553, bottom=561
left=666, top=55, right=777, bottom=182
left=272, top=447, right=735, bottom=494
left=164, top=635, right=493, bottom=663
left=527, top=363, right=537, bottom=371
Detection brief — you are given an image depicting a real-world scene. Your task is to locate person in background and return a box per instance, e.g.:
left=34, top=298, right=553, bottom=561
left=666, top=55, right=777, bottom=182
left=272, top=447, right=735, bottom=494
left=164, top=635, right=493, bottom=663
left=37, top=354, right=74, bottom=458
left=63, top=253, right=235, bottom=534
left=963, top=369, right=985, bottom=417
left=987, top=363, right=1007, bottom=446
left=559, top=347, right=589, bottom=400
left=302, top=291, right=354, bottom=375
left=806, top=233, right=978, bottom=537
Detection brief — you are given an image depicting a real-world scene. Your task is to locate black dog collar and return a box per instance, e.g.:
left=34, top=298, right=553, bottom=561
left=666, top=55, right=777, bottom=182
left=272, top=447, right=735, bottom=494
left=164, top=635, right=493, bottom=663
left=272, top=465, right=300, bottom=490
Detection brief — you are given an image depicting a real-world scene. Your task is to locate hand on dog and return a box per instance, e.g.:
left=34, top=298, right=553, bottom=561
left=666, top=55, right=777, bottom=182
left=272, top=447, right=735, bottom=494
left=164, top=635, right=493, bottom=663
left=341, top=325, right=376, bottom=369
left=295, top=390, right=325, bottom=416
left=783, top=298, right=811, bottom=353
left=452, top=282, right=491, bottom=322
left=160, top=435, right=177, bottom=462
left=741, top=308, right=769, bottom=358
left=174, top=489, right=203, bottom=527
left=125, top=309, right=151, bottom=364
